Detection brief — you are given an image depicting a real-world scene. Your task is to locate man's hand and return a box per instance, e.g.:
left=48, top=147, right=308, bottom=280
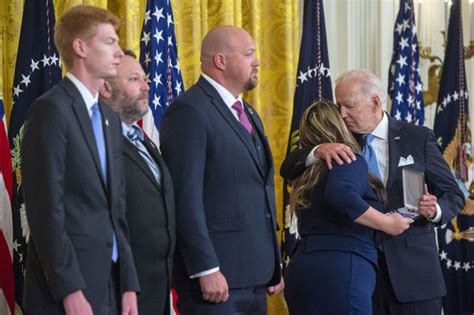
left=418, top=193, right=438, bottom=220
left=316, top=143, right=356, bottom=169
left=63, top=290, right=93, bottom=315
left=267, top=276, right=284, bottom=295
left=121, top=291, right=138, bottom=315
left=199, top=271, right=229, bottom=303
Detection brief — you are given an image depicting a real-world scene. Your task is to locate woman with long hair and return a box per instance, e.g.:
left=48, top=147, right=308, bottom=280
left=284, top=101, right=413, bottom=315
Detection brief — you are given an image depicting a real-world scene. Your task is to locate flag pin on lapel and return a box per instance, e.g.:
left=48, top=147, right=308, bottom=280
left=105, top=119, right=109, bottom=127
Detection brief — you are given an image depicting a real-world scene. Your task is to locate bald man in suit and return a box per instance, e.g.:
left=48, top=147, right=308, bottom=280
left=160, top=26, right=284, bottom=315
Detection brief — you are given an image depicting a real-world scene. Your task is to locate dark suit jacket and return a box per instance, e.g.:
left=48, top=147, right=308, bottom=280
left=122, top=134, right=175, bottom=315
left=160, top=76, right=281, bottom=292
left=21, top=77, right=140, bottom=314
left=280, top=117, right=464, bottom=303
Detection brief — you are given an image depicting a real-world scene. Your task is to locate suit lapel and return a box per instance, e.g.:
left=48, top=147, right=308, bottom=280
left=245, top=102, right=274, bottom=178
left=198, top=77, right=264, bottom=177
left=143, top=136, right=176, bottom=212
left=101, top=102, right=114, bottom=197
left=64, top=78, right=106, bottom=191
left=123, top=136, right=162, bottom=192
left=386, top=118, right=404, bottom=191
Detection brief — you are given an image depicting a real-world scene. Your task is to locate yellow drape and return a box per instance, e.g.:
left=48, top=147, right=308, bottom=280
left=1, top=1, right=299, bottom=314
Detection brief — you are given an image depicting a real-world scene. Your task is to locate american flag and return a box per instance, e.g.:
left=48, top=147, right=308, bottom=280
left=0, top=96, right=15, bottom=315
left=138, top=1, right=182, bottom=313
left=281, top=0, right=333, bottom=270
left=8, top=0, right=62, bottom=309
left=388, top=0, right=424, bottom=125
left=139, top=0, right=184, bottom=146
left=435, top=1, right=474, bottom=314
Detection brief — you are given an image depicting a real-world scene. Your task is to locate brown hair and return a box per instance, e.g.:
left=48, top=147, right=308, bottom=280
left=54, top=5, right=120, bottom=69
left=122, top=48, right=137, bottom=59
left=290, top=100, right=386, bottom=211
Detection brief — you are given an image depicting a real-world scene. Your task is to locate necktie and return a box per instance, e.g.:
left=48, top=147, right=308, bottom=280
left=91, top=103, right=107, bottom=182
left=127, top=125, right=161, bottom=184
left=232, top=101, right=254, bottom=136
left=91, top=103, right=118, bottom=262
left=362, top=134, right=382, bottom=180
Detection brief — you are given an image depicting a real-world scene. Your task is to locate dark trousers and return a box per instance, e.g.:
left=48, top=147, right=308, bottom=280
left=372, top=255, right=442, bottom=315
left=176, top=286, right=267, bottom=315
left=284, top=249, right=376, bottom=315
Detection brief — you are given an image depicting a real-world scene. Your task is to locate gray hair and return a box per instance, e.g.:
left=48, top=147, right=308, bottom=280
left=335, top=69, right=387, bottom=110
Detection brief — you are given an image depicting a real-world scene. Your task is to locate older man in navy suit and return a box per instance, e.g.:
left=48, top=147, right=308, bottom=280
left=281, top=69, right=464, bottom=315
left=160, top=25, right=284, bottom=314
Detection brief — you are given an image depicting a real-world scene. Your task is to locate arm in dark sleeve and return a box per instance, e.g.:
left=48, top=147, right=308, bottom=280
left=21, top=99, right=86, bottom=300
left=424, top=130, right=465, bottom=225
left=160, top=101, right=219, bottom=276
left=280, top=147, right=313, bottom=180
left=324, top=156, right=371, bottom=221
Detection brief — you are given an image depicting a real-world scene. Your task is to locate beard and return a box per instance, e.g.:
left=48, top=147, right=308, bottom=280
left=111, top=89, right=149, bottom=124
left=243, top=72, right=258, bottom=92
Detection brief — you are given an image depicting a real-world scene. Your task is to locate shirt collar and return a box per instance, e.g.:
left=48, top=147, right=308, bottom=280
left=66, top=73, right=99, bottom=115
left=202, top=73, right=242, bottom=110
left=370, top=112, right=389, bottom=140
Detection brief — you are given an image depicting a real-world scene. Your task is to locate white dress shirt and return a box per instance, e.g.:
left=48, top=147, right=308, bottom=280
left=66, top=73, right=98, bottom=118
left=202, top=73, right=243, bottom=122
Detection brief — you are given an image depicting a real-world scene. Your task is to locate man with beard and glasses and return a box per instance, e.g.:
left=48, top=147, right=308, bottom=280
left=160, top=26, right=284, bottom=314
left=100, top=49, right=175, bottom=315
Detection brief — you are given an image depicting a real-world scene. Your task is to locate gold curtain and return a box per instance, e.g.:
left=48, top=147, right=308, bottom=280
left=1, top=1, right=299, bottom=314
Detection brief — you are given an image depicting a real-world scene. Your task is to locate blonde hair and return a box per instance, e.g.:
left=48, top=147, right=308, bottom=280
left=290, top=100, right=386, bottom=212
left=54, top=5, right=120, bottom=69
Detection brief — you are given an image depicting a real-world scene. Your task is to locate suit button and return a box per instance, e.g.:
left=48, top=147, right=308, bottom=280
left=257, top=146, right=261, bottom=150
left=265, top=212, right=271, bottom=218
left=107, top=240, right=113, bottom=247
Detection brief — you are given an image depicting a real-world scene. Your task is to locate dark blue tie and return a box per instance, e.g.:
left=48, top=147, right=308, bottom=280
left=91, top=103, right=118, bottom=262
left=363, top=134, right=381, bottom=180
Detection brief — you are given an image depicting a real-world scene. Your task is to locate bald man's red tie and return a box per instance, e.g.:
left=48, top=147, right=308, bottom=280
left=232, top=101, right=254, bottom=136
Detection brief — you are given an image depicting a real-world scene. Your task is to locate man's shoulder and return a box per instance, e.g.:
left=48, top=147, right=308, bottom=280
left=29, top=81, right=70, bottom=114
left=390, top=118, right=431, bottom=136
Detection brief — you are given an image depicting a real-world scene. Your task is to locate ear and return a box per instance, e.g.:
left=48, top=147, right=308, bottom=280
left=72, top=38, right=87, bottom=59
left=99, top=80, right=113, bottom=99
left=371, top=94, right=382, bottom=113
left=213, top=53, right=226, bottom=71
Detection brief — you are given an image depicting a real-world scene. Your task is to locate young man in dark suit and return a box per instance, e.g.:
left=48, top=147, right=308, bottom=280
left=100, top=50, right=176, bottom=315
left=160, top=25, right=284, bottom=314
left=281, top=69, right=464, bottom=315
left=21, top=6, right=139, bottom=315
